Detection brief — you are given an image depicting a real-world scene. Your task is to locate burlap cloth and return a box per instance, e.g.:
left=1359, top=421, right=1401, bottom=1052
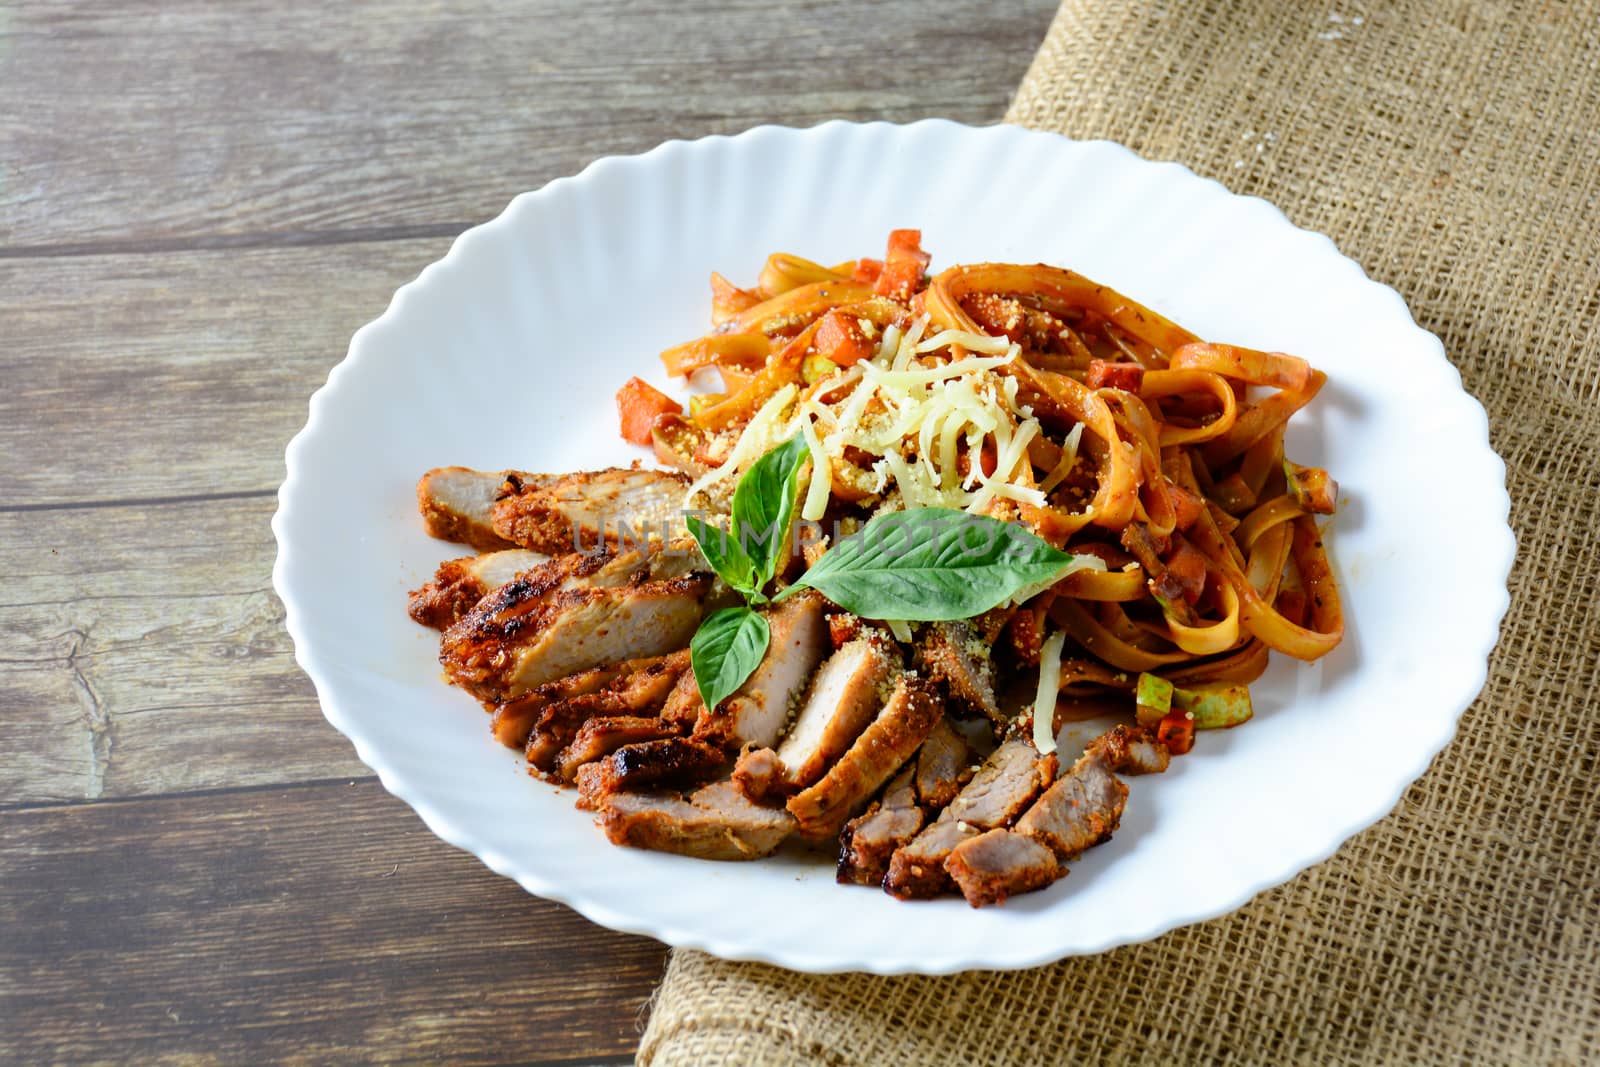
left=638, top=3, right=1600, bottom=1062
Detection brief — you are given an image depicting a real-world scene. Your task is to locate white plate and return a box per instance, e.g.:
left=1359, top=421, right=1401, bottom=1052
left=272, top=121, right=1513, bottom=974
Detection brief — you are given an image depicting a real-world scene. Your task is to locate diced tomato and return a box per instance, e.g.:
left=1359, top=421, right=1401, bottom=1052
left=1086, top=359, right=1145, bottom=392
left=615, top=377, right=681, bottom=446
left=1168, top=482, right=1206, bottom=531
left=873, top=229, right=931, bottom=301
left=815, top=309, right=878, bottom=366
left=1161, top=541, right=1209, bottom=603
left=851, top=258, right=884, bottom=284
left=1155, top=708, right=1196, bottom=755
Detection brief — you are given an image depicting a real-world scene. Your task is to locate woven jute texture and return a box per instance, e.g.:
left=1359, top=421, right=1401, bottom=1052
left=639, top=3, right=1600, bottom=1063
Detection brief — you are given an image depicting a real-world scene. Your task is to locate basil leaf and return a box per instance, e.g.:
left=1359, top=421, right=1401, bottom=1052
left=730, top=433, right=809, bottom=591
left=789, top=507, right=1074, bottom=620
left=686, top=513, right=757, bottom=594
left=690, top=606, right=771, bottom=712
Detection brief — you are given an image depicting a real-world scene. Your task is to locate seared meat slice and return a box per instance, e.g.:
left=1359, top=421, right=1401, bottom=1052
left=731, top=745, right=786, bottom=801
left=555, top=716, right=681, bottom=780
left=575, top=737, right=726, bottom=809
left=442, top=567, right=721, bottom=701
left=596, top=781, right=795, bottom=861
left=914, top=716, right=978, bottom=810
left=1015, top=752, right=1128, bottom=861
left=883, top=818, right=978, bottom=899
left=770, top=636, right=900, bottom=791
left=942, top=739, right=1058, bottom=829
left=917, top=621, right=1000, bottom=728
left=407, top=549, right=547, bottom=629
left=490, top=650, right=682, bottom=749
left=521, top=652, right=689, bottom=768
left=787, top=674, right=942, bottom=842
left=417, top=467, right=554, bottom=551
left=884, top=739, right=1056, bottom=900
left=696, top=592, right=829, bottom=749
left=1088, top=723, right=1171, bottom=775
left=490, top=468, right=690, bottom=554
left=658, top=670, right=706, bottom=731
left=946, top=829, right=1063, bottom=907
left=836, top=765, right=924, bottom=887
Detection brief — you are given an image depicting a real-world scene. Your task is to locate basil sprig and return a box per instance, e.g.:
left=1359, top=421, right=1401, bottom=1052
left=685, top=434, right=809, bottom=710
left=777, top=507, right=1074, bottom=620
left=685, top=438, right=1077, bottom=711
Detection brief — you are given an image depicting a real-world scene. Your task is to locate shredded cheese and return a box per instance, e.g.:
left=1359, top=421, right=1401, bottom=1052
left=1032, top=630, right=1067, bottom=755
left=685, top=384, right=798, bottom=505
left=799, top=416, right=831, bottom=522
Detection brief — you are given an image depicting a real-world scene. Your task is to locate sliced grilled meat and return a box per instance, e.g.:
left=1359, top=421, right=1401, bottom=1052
left=883, top=818, right=978, bottom=899
left=765, top=635, right=900, bottom=793
left=490, top=467, right=689, bottom=553
left=1015, top=751, right=1128, bottom=861
left=575, top=737, right=727, bottom=810
left=913, top=716, right=978, bottom=810
left=917, top=621, right=1000, bottom=728
left=731, top=745, right=787, bottom=800
left=555, top=716, right=681, bottom=781
left=1088, top=723, right=1171, bottom=775
left=884, top=738, right=1057, bottom=900
left=519, top=650, right=690, bottom=768
left=941, top=739, right=1058, bottom=829
left=946, top=829, right=1063, bottom=907
left=441, top=558, right=722, bottom=701
left=596, top=781, right=795, bottom=861
left=407, top=549, right=547, bottom=629
left=417, top=467, right=552, bottom=551
left=836, top=764, right=924, bottom=887
left=787, top=674, right=942, bottom=842
left=696, top=591, right=829, bottom=749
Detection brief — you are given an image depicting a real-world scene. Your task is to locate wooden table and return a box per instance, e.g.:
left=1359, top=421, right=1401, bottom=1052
left=0, top=3, right=1056, bottom=1062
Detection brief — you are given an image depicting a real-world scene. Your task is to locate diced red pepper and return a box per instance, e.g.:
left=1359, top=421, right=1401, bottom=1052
left=1086, top=359, right=1145, bottom=392
left=814, top=309, right=878, bottom=367
left=1155, top=708, right=1195, bottom=755
left=1168, top=482, right=1206, bottom=531
left=851, top=258, right=884, bottom=284
left=873, top=229, right=931, bottom=301
left=615, top=377, right=681, bottom=446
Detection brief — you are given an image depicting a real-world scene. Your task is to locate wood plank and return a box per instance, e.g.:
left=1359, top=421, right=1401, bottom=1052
left=0, top=239, right=451, bottom=505
left=0, top=779, right=668, bottom=1065
left=0, top=0, right=1058, bottom=251
left=1, top=495, right=365, bottom=803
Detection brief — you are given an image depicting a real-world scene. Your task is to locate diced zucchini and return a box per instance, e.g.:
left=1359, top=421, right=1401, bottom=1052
left=1135, top=672, right=1174, bottom=726
left=1174, top=683, right=1253, bottom=729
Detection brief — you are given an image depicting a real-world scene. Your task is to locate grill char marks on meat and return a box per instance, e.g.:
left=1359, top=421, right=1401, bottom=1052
left=1015, top=750, right=1128, bottom=862
left=917, top=621, right=1001, bottom=732
left=520, top=650, right=689, bottom=770
left=440, top=546, right=723, bottom=701
left=407, top=549, right=548, bottom=629
left=1088, top=723, right=1171, bottom=776
left=597, top=781, right=795, bottom=861
left=556, top=716, right=685, bottom=781
left=945, top=828, right=1062, bottom=907
left=489, top=467, right=690, bottom=554
left=835, top=764, right=924, bottom=886
left=694, top=592, right=830, bottom=750
left=787, top=673, right=942, bottom=842
left=884, top=738, right=1058, bottom=900
left=575, top=737, right=728, bottom=810
left=495, top=648, right=688, bottom=755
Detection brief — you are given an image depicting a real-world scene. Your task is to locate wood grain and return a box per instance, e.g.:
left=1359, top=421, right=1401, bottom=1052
left=1, top=496, right=365, bottom=804
left=0, top=0, right=1058, bottom=252
left=0, top=240, right=451, bottom=506
left=0, top=779, right=666, bottom=1065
